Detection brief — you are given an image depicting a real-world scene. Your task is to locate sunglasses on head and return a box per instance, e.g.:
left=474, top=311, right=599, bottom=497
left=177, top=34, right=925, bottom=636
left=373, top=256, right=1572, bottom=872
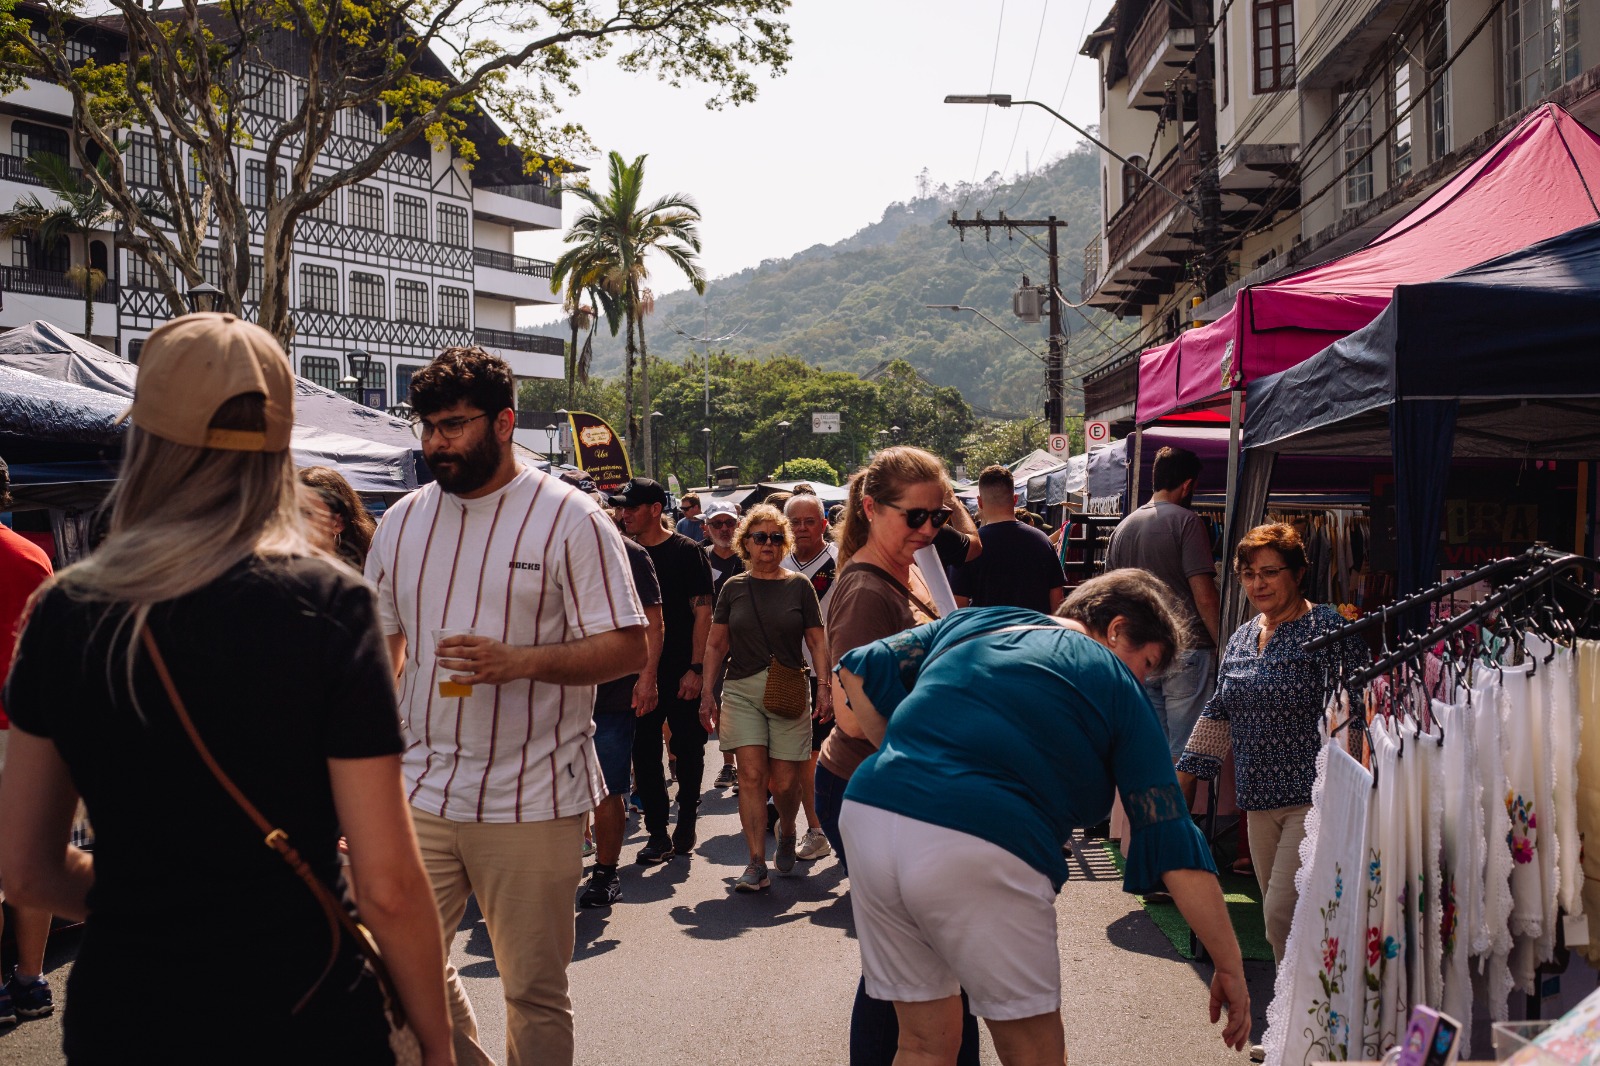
left=746, top=531, right=783, bottom=545
left=876, top=499, right=953, bottom=530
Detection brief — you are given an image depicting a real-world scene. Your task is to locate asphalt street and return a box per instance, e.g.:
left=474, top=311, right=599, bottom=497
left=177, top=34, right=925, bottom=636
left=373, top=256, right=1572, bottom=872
left=4, top=739, right=1275, bottom=1064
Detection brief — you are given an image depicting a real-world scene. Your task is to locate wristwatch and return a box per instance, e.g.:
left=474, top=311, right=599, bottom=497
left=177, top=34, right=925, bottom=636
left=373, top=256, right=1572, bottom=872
left=688, top=663, right=704, bottom=674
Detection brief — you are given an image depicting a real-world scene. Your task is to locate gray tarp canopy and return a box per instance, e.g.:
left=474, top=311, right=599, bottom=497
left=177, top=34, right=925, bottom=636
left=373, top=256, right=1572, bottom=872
left=0, top=322, right=422, bottom=507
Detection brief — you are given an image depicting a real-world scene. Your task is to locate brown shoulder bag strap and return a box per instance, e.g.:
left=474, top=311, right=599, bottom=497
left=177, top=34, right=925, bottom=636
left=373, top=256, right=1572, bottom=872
left=139, top=627, right=404, bottom=1024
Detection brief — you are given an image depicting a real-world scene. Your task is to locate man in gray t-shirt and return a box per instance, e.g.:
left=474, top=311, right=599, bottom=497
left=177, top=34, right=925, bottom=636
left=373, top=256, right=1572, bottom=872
left=1104, top=446, right=1221, bottom=763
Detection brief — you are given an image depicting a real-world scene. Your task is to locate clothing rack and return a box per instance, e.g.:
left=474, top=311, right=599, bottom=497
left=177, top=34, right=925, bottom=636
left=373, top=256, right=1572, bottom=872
left=1303, top=544, right=1575, bottom=654
left=1343, top=550, right=1600, bottom=688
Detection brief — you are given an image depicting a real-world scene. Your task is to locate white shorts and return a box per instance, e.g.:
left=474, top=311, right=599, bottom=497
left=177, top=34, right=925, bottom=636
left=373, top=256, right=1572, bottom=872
left=838, top=800, right=1061, bottom=1021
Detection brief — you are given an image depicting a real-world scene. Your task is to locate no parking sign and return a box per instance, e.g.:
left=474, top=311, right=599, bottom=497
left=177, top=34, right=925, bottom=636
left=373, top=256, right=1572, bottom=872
left=1085, top=420, right=1112, bottom=447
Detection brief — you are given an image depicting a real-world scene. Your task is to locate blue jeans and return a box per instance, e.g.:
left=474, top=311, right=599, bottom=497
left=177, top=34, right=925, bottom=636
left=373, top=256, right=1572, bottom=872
left=1144, top=647, right=1216, bottom=761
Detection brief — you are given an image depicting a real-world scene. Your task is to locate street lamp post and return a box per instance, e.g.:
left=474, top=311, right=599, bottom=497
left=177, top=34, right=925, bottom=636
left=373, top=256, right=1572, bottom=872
left=185, top=281, right=223, bottom=314
left=338, top=349, right=372, bottom=406
left=700, top=427, right=712, bottom=486
left=777, top=420, right=791, bottom=479
left=650, top=411, right=665, bottom=482
left=546, top=423, right=562, bottom=468
left=891, top=425, right=902, bottom=444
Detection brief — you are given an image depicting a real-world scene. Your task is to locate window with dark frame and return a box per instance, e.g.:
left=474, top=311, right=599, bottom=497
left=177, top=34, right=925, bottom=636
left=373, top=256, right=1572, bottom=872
left=396, top=363, right=425, bottom=404
left=246, top=254, right=264, bottom=304
left=244, top=159, right=286, bottom=208
left=350, top=271, right=385, bottom=318
left=198, top=247, right=221, bottom=287
left=13, top=235, right=68, bottom=273
left=301, top=356, right=340, bottom=391
left=360, top=362, right=388, bottom=409
left=241, top=64, right=285, bottom=118
left=299, top=263, right=340, bottom=311
left=309, top=186, right=339, bottom=223
left=350, top=184, right=384, bottom=230
left=394, top=194, right=428, bottom=240
left=128, top=338, right=144, bottom=364
left=1425, top=8, right=1451, bottom=163
left=1253, top=0, right=1295, bottom=93
left=395, top=278, right=428, bottom=323
left=437, top=203, right=469, bottom=247
left=11, top=121, right=67, bottom=161
left=438, top=285, right=470, bottom=328
left=1121, top=157, right=1146, bottom=204
left=126, top=135, right=160, bottom=188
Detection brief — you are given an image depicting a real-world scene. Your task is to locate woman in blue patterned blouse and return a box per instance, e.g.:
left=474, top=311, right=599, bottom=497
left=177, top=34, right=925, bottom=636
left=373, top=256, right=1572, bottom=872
left=1177, top=523, right=1369, bottom=968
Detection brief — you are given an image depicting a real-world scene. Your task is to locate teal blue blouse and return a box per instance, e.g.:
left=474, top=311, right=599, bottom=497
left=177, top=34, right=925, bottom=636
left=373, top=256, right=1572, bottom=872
left=840, top=607, right=1215, bottom=893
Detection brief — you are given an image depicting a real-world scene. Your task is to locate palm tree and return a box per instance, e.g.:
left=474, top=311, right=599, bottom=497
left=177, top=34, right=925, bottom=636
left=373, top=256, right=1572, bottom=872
left=0, top=151, right=166, bottom=340
left=550, top=151, right=705, bottom=477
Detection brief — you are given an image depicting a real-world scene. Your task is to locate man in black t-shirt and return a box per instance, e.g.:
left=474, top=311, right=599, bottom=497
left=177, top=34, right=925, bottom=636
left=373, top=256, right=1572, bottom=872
left=952, top=465, right=1068, bottom=615
left=611, top=478, right=714, bottom=863
left=580, top=524, right=664, bottom=907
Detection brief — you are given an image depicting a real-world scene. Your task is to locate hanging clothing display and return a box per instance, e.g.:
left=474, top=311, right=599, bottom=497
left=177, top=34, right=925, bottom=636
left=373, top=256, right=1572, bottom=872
left=1263, top=548, right=1598, bottom=1066
left=1261, top=741, right=1372, bottom=1065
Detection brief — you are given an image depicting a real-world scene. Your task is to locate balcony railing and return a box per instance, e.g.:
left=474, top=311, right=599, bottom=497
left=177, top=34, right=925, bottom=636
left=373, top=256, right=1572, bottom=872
left=473, top=247, right=554, bottom=279
left=1105, top=131, right=1200, bottom=264
left=0, top=152, right=82, bottom=187
left=1082, top=232, right=1102, bottom=301
left=1126, top=0, right=1193, bottom=86
left=1, top=265, right=117, bottom=302
left=477, top=182, right=561, bottom=210
left=474, top=327, right=564, bottom=355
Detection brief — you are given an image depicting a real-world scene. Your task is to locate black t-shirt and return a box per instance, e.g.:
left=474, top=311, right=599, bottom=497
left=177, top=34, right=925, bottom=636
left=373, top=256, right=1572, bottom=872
left=597, top=538, right=663, bottom=709
left=705, top=545, right=745, bottom=600
left=951, top=519, right=1068, bottom=614
left=2, top=555, right=400, bottom=1060
left=643, top=532, right=714, bottom=674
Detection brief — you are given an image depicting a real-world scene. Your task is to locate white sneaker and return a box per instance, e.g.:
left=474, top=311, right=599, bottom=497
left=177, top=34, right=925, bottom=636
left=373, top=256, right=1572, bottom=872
left=795, top=828, right=832, bottom=861
left=1249, top=1044, right=1265, bottom=1062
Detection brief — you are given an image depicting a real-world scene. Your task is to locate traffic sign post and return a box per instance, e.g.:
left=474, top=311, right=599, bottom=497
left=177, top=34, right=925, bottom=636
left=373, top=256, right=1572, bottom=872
left=812, top=412, right=841, bottom=434
left=1085, top=420, right=1112, bottom=447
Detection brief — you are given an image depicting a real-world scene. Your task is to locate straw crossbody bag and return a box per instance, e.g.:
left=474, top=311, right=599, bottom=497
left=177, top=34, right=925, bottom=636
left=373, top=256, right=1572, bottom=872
left=745, top=579, right=811, bottom=719
left=140, top=629, right=422, bottom=1066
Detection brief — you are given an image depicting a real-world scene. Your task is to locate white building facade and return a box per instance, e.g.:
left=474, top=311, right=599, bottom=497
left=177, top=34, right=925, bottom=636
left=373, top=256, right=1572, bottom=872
left=0, top=11, right=566, bottom=405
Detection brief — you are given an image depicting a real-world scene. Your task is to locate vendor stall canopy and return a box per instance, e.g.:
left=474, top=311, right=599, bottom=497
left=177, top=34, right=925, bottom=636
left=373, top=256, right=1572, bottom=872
left=1137, top=103, right=1600, bottom=423
left=0, top=321, right=422, bottom=508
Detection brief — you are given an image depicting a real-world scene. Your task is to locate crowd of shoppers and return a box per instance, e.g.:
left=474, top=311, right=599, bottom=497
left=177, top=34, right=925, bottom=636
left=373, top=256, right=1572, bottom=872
left=0, top=326, right=1324, bottom=1065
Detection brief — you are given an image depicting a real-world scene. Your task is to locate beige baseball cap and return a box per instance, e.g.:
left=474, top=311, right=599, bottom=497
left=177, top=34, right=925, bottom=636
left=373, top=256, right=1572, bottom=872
left=129, top=312, right=295, bottom=452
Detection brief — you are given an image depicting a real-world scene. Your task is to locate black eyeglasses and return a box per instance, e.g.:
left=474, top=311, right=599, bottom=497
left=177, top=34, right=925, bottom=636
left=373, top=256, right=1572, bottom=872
left=746, top=531, right=784, bottom=545
left=877, top=500, right=953, bottom=530
left=412, top=413, right=488, bottom=441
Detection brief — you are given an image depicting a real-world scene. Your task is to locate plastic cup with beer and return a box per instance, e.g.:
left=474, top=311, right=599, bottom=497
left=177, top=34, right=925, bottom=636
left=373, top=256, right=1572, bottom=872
left=433, top=627, right=476, bottom=698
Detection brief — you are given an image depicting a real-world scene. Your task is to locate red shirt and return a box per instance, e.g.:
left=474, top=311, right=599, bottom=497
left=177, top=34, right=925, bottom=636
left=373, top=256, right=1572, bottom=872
left=0, top=523, right=53, bottom=728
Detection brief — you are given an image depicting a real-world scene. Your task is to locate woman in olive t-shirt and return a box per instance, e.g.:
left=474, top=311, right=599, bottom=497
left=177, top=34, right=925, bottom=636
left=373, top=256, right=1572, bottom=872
left=700, top=504, right=830, bottom=892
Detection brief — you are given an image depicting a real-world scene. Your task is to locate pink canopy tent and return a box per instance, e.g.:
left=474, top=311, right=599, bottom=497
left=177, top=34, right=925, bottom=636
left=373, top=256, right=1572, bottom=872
left=1136, top=103, right=1600, bottom=423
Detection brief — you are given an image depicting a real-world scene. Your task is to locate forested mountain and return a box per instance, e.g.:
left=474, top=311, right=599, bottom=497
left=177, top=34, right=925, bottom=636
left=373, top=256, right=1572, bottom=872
left=543, top=142, right=1140, bottom=418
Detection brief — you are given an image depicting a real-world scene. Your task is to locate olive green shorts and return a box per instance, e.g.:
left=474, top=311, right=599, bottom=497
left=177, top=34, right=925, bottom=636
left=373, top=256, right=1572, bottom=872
left=718, top=670, right=812, bottom=762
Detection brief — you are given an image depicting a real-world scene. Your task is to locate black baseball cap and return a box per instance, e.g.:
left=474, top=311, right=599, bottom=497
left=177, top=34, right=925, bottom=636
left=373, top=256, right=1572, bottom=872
left=608, top=478, right=668, bottom=509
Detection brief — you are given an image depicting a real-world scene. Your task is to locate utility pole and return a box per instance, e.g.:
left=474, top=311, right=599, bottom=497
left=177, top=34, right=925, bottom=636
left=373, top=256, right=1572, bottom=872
left=947, top=213, right=1068, bottom=435
left=1190, top=0, right=1227, bottom=296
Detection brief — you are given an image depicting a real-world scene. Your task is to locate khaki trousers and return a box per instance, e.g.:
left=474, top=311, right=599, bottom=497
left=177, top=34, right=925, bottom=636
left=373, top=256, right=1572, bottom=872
left=1246, top=804, right=1311, bottom=966
left=412, top=807, right=586, bottom=1066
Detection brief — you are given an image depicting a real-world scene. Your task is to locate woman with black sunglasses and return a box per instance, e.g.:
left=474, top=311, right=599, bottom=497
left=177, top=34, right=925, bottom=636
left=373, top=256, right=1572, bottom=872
left=699, top=503, right=832, bottom=891
left=819, top=445, right=985, bottom=1066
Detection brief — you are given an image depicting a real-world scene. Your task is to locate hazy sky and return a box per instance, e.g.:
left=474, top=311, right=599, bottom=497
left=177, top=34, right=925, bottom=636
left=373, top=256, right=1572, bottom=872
left=521, top=0, right=1114, bottom=324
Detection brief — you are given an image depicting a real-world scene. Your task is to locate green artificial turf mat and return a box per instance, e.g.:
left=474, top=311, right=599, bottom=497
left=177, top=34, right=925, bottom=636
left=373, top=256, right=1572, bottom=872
left=1102, top=841, right=1275, bottom=962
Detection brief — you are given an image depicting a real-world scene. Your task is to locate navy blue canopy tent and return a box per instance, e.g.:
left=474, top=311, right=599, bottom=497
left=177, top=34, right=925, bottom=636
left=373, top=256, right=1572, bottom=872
left=1235, top=220, right=1600, bottom=605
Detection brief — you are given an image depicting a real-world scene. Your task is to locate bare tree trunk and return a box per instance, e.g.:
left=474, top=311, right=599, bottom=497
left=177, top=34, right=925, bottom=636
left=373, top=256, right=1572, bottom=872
left=567, top=314, right=579, bottom=408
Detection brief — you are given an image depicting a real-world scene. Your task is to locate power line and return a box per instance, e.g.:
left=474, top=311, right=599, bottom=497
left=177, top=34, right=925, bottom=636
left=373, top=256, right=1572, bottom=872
left=986, top=0, right=1053, bottom=213
left=959, top=0, right=1010, bottom=215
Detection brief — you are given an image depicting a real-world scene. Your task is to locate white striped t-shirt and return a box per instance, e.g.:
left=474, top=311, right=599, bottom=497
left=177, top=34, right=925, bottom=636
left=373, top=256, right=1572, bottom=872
left=366, top=467, right=646, bottom=823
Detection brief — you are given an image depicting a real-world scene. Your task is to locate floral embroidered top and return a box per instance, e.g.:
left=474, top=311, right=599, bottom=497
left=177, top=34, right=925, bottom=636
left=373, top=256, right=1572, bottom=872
left=1177, top=604, right=1369, bottom=811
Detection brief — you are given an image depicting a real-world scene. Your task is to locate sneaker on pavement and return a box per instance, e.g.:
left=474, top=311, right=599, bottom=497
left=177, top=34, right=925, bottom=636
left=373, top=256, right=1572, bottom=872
left=795, top=828, right=832, bottom=861
left=1249, top=1044, right=1265, bottom=1063
left=5, top=976, right=51, bottom=1020
left=0, top=984, right=16, bottom=1028
left=578, top=869, right=622, bottom=908
left=626, top=790, right=644, bottom=814
left=734, top=862, right=770, bottom=892
left=775, top=834, right=798, bottom=874
left=636, top=834, right=675, bottom=865
left=671, top=826, right=697, bottom=857
left=714, top=764, right=738, bottom=789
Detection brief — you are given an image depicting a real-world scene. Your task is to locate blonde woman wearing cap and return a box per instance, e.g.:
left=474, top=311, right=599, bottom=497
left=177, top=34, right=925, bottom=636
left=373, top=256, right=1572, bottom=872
left=0, top=314, right=453, bottom=1065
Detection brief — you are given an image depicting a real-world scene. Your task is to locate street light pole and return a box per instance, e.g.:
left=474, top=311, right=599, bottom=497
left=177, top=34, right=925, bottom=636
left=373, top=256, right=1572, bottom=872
left=924, top=305, right=1047, bottom=362
left=777, top=420, right=791, bottom=479
left=701, top=426, right=711, bottom=487
left=650, top=411, right=665, bottom=482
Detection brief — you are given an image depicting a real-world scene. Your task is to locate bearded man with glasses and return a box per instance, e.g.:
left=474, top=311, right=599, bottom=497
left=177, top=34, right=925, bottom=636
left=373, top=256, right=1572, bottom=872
left=368, top=345, right=648, bottom=1066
